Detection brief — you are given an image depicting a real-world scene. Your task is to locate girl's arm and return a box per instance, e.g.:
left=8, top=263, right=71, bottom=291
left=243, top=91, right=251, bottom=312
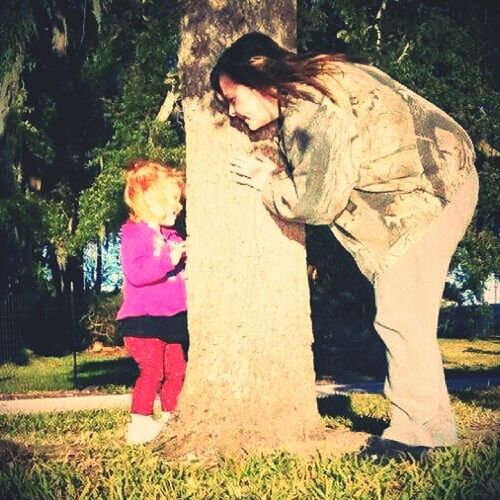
left=121, top=228, right=176, bottom=286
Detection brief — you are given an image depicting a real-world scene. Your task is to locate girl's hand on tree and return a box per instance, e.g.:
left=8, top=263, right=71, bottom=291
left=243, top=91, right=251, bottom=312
left=153, top=234, right=165, bottom=257
left=229, top=154, right=277, bottom=191
left=169, top=241, right=187, bottom=266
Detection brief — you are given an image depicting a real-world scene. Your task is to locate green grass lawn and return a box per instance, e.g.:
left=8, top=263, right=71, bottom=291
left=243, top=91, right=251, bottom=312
left=439, top=338, right=500, bottom=372
left=1, top=342, right=498, bottom=497
left=0, top=389, right=498, bottom=498
left=1, top=338, right=498, bottom=395
left=0, top=350, right=136, bottom=395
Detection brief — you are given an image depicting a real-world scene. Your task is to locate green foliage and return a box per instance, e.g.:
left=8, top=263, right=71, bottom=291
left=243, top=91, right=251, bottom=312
left=0, top=0, right=35, bottom=81
left=475, top=156, right=500, bottom=233
left=41, top=199, right=70, bottom=247
left=1, top=0, right=101, bottom=292
left=1, top=0, right=185, bottom=296
left=0, top=69, right=27, bottom=194
left=0, top=193, right=51, bottom=289
left=452, top=155, right=500, bottom=299
left=76, top=0, right=184, bottom=247
left=0, top=193, right=45, bottom=242
left=72, top=158, right=125, bottom=252
left=453, top=229, right=500, bottom=298
left=20, top=121, right=55, bottom=164
left=439, top=304, right=495, bottom=339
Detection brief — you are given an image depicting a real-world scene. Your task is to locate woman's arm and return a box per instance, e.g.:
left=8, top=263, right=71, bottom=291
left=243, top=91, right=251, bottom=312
left=263, top=100, right=360, bottom=225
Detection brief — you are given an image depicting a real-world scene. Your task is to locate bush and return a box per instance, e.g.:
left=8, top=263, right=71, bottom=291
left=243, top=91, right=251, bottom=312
left=438, top=304, right=495, bottom=339
left=81, top=292, right=122, bottom=348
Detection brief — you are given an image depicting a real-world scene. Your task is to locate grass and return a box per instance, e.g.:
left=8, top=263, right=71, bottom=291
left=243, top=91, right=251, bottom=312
left=1, top=338, right=498, bottom=395
left=0, top=350, right=136, bottom=395
left=440, top=338, right=500, bottom=372
left=0, top=389, right=498, bottom=498
left=1, top=341, right=498, bottom=497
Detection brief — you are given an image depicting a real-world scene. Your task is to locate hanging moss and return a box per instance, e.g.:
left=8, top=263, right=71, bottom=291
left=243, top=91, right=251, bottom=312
left=0, top=0, right=36, bottom=82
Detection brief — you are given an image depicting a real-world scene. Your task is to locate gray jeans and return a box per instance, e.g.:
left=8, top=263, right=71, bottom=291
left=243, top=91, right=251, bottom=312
left=373, top=170, right=479, bottom=447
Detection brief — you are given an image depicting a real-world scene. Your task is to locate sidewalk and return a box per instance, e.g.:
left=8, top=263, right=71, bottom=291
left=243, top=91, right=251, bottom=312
left=0, top=393, right=132, bottom=415
left=316, top=373, right=500, bottom=398
left=1, top=375, right=498, bottom=414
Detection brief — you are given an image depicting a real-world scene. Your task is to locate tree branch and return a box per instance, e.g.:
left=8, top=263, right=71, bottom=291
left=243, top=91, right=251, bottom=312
left=374, top=0, right=387, bottom=53
left=155, top=91, right=180, bottom=122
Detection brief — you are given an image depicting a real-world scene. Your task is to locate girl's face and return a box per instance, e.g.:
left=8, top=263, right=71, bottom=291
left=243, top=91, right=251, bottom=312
left=218, top=74, right=279, bottom=131
left=160, top=194, right=183, bottom=227
left=144, top=184, right=182, bottom=228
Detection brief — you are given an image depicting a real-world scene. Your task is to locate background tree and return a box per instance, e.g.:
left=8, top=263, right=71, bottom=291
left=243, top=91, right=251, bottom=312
left=175, top=0, right=325, bottom=453
left=0, top=0, right=104, bottom=354
left=0, top=0, right=41, bottom=293
left=0, top=1, right=184, bottom=355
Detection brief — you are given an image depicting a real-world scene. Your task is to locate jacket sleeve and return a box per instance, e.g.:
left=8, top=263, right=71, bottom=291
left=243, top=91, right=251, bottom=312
left=262, top=99, right=360, bottom=225
left=121, top=229, right=175, bottom=287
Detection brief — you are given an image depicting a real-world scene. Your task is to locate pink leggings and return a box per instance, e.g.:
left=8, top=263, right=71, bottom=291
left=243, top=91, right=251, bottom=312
left=124, top=336, right=187, bottom=415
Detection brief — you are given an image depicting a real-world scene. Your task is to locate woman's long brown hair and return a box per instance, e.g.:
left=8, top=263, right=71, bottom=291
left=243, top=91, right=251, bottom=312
left=210, top=32, right=364, bottom=103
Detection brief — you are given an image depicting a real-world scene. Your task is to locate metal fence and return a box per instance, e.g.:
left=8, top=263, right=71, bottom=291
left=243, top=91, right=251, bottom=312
left=0, top=293, right=36, bottom=363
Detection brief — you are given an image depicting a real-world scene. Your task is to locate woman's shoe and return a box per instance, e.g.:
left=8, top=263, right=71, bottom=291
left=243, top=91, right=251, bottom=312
left=359, top=436, right=431, bottom=462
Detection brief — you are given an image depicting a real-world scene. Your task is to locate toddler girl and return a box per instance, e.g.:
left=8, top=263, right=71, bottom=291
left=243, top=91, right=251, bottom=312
left=117, top=160, right=188, bottom=444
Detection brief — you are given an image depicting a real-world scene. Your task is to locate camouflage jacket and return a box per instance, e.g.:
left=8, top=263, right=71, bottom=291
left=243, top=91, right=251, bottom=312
left=262, top=62, right=476, bottom=281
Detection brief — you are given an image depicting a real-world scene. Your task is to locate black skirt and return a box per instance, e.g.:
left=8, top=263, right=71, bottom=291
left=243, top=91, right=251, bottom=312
left=118, top=311, right=188, bottom=344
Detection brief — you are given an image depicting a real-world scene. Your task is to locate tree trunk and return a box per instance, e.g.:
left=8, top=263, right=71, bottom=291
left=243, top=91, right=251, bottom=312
left=176, top=0, right=324, bottom=453
left=0, top=52, right=23, bottom=142
left=95, top=240, right=102, bottom=294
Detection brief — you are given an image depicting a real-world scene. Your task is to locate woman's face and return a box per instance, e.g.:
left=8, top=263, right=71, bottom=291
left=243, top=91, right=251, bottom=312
left=218, top=74, right=279, bottom=131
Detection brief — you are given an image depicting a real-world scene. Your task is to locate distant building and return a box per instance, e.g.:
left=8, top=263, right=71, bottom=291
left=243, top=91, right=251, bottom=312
left=483, top=275, right=499, bottom=305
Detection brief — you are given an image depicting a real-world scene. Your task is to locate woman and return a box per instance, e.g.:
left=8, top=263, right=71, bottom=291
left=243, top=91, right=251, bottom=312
left=210, top=33, right=478, bottom=459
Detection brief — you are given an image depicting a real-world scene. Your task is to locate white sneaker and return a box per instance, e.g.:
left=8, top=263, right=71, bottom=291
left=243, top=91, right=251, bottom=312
left=126, top=414, right=164, bottom=445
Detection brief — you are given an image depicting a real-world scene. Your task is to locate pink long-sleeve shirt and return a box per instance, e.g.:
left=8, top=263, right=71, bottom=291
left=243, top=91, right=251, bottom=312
left=116, top=220, right=187, bottom=320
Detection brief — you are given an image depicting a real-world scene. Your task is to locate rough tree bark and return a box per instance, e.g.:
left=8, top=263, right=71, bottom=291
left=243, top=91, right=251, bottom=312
left=175, top=0, right=325, bottom=453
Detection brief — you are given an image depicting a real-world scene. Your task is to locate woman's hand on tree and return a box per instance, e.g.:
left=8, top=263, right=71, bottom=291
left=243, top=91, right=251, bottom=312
left=229, top=154, right=277, bottom=191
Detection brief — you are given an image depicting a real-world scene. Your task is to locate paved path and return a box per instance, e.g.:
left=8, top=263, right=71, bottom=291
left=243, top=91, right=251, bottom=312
left=0, top=393, right=131, bottom=414
left=1, top=375, right=498, bottom=414
left=317, top=373, right=500, bottom=398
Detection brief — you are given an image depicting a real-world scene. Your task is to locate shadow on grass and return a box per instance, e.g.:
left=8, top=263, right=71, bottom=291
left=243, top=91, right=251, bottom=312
left=317, top=394, right=387, bottom=435
left=444, top=366, right=500, bottom=378
left=0, top=349, right=29, bottom=366
left=463, top=347, right=500, bottom=355
left=452, top=387, right=500, bottom=411
left=75, top=358, right=138, bottom=389
left=0, top=439, right=33, bottom=466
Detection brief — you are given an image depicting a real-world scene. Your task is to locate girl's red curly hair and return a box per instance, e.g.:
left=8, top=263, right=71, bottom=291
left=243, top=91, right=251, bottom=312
left=124, top=160, right=185, bottom=224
